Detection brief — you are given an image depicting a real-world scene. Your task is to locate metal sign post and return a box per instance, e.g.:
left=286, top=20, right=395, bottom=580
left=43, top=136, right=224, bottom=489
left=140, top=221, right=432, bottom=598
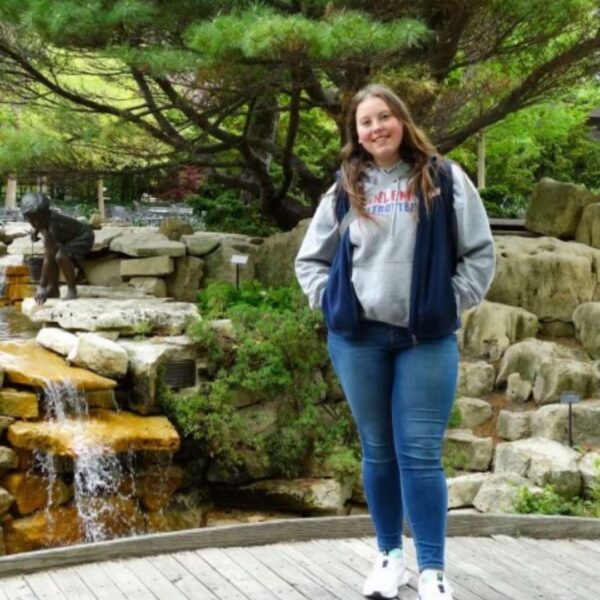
left=560, top=391, right=581, bottom=447
left=230, top=254, right=249, bottom=289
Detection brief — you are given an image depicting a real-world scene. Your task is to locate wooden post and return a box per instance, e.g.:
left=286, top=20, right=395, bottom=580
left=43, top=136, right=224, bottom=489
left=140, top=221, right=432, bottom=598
left=5, top=173, right=17, bottom=209
left=477, top=129, right=486, bottom=190
left=97, top=177, right=105, bottom=221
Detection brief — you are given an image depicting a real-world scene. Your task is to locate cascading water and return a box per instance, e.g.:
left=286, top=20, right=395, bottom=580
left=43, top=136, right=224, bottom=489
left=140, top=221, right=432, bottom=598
left=39, top=378, right=139, bottom=542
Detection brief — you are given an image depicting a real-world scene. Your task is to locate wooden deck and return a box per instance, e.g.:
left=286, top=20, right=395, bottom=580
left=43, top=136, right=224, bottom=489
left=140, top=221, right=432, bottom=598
left=1, top=514, right=599, bottom=599
left=0, top=534, right=599, bottom=599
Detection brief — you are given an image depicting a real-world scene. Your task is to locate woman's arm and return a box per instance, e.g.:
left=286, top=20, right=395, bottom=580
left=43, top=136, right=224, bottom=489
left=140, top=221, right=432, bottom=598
left=450, top=163, right=496, bottom=315
left=295, top=184, right=340, bottom=309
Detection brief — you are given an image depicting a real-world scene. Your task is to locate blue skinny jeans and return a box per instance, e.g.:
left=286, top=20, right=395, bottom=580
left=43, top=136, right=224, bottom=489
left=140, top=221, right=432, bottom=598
left=328, top=322, right=458, bottom=572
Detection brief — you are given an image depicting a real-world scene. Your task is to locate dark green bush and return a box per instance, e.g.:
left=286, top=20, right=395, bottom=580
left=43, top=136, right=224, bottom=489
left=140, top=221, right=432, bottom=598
left=479, top=185, right=528, bottom=218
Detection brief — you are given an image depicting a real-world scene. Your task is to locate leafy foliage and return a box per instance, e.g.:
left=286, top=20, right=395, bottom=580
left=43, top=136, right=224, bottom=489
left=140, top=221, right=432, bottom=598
left=162, top=281, right=360, bottom=483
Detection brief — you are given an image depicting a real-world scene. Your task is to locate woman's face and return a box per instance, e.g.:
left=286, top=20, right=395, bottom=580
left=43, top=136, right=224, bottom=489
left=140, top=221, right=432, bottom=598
left=355, top=95, right=403, bottom=169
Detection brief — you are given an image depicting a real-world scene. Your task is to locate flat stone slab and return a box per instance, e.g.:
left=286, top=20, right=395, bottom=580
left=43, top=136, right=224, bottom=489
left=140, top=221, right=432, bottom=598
left=91, top=227, right=159, bottom=252
left=7, top=409, right=180, bottom=457
left=110, top=234, right=186, bottom=258
left=58, top=285, right=155, bottom=300
left=21, top=298, right=199, bottom=335
left=0, top=340, right=116, bottom=390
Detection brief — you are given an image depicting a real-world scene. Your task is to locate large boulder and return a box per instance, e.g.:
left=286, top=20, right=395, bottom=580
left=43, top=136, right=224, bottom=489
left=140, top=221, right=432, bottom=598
left=146, top=489, right=209, bottom=532
left=443, top=429, right=493, bottom=471
left=496, top=410, right=532, bottom=441
left=487, top=236, right=600, bottom=322
left=0, top=389, right=39, bottom=419
left=7, top=409, right=180, bottom=457
left=202, top=240, right=262, bottom=286
left=496, top=338, right=589, bottom=387
left=110, top=232, right=186, bottom=258
left=531, top=400, right=600, bottom=446
left=494, top=438, right=582, bottom=498
left=455, top=397, right=493, bottom=429
left=36, top=327, right=77, bottom=357
left=67, top=333, right=129, bottom=379
left=0, top=472, right=71, bottom=515
left=457, top=361, right=495, bottom=397
left=576, top=203, right=600, bottom=249
left=81, top=256, right=123, bottom=287
left=473, top=473, right=541, bottom=513
left=0, top=340, right=116, bottom=391
left=117, top=336, right=198, bottom=414
left=128, top=277, right=167, bottom=297
left=459, top=301, right=538, bottom=361
left=525, top=178, right=599, bottom=238
left=447, top=472, right=489, bottom=509
left=531, top=359, right=600, bottom=404
left=579, top=452, right=600, bottom=498
left=505, top=373, right=532, bottom=403
left=573, top=302, right=600, bottom=359
left=181, top=233, right=222, bottom=257
left=254, top=220, right=310, bottom=287
left=158, top=218, right=194, bottom=241
left=165, top=256, right=204, bottom=302
left=120, top=255, right=174, bottom=277
left=22, top=298, right=198, bottom=336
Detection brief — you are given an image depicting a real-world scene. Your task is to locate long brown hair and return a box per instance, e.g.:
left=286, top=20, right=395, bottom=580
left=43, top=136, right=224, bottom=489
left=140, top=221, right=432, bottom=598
left=339, top=84, right=441, bottom=219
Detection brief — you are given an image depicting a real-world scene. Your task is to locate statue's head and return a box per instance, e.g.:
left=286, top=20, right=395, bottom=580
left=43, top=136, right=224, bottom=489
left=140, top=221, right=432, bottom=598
left=21, top=192, right=50, bottom=218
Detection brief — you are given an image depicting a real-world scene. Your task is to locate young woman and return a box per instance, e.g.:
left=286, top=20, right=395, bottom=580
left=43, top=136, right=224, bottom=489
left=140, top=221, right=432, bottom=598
left=295, top=84, right=495, bottom=600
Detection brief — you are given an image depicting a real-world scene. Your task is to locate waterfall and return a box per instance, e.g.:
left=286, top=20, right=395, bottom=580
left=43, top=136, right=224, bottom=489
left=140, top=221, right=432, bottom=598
left=39, top=379, right=138, bottom=542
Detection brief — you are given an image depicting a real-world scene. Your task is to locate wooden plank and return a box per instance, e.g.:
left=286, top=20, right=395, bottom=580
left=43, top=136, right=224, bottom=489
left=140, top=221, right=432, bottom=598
left=515, top=538, right=600, bottom=581
left=1, top=513, right=600, bottom=579
left=446, top=538, right=535, bottom=600
left=244, top=543, right=341, bottom=600
left=573, top=539, right=600, bottom=556
left=173, top=550, right=249, bottom=600
left=47, top=568, right=97, bottom=600
left=526, top=539, right=600, bottom=582
left=275, top=543, right=363, bottom=599
left=145, top=554, right=218, bottom=600
left=0, top=577, right=37, bottom=600
left=98, top=560, right=158, bottom=599
left=69, top=564, right=127, bottom=600
left=197, top=547, right=278, bottom=600
left=223, top=547, right=308, bottom=600
left=23, top=573, right=68, bottom=600
left=490, top=535, right=592, bottom=600
left=115, top=558, right=190, bottom=600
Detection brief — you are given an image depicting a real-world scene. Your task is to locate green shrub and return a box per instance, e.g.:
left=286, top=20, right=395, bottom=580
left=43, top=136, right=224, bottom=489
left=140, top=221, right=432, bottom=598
left=184, top=183, right=280, bottom=237
left=479, top=185, right=528, bottom=218
left=164, top=281, right=360, bottom=483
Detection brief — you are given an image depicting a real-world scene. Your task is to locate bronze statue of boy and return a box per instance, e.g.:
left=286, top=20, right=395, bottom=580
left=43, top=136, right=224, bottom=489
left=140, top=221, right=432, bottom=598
left=21, top=192, right=94, bottom=305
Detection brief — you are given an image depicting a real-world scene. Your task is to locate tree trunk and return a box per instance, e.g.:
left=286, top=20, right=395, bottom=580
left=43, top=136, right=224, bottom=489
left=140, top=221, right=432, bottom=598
left=477, top=129, right=486, bottom=190
left=5, top=174, right=17, bottom=210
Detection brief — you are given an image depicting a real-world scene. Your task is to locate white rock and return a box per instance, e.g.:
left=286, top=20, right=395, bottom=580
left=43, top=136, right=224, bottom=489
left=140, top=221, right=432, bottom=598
left=494, top=438, right=582, bottom=498
left=473, top=473, right=541, bottom=513
left=532, top=359, right=600, bottom=404
left=506, top=373, right=532, bottom=403
left=573, top=302, right=600, bottom=359
left=460, top=301, right=539, bottom=361
left=531, top=399, right=600, bottom=446
left=447, top=472, right=489, bottom=508
left=67, top=333, right=129, bottom=378
left=496, top=410, right=531, bottom=441
left=120, top=256, right=174, bottom=277
left=22, top=298, right=198, bottom=336
left=129, top=277, right=167, bottom=297
left=444, top=429, right=493, bottom=471
left=496, top=338, right=590, bottom=387
left=457, top=361, right=495, bottom=397
left=36, top=327, right=77, bottom=357
left=579, top=452, right=600, bottom=497
left=455, top=397, right=493, bottom=428
left=110, top=234, right=186, bottom=258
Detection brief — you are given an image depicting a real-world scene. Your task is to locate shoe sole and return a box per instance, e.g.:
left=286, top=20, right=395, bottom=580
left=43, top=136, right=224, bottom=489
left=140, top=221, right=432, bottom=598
left=364, top=572, right=410, bottom=598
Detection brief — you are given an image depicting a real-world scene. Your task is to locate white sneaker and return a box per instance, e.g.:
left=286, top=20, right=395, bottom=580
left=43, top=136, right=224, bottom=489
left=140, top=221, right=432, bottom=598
left=362, top=551, right=409, bottom=599
left=417, top=570, right=454, bottom=600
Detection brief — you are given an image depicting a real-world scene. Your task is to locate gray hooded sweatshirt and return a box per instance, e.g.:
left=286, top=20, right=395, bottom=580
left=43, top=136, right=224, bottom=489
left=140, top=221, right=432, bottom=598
left=295, top=161, right=495, bottom=327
